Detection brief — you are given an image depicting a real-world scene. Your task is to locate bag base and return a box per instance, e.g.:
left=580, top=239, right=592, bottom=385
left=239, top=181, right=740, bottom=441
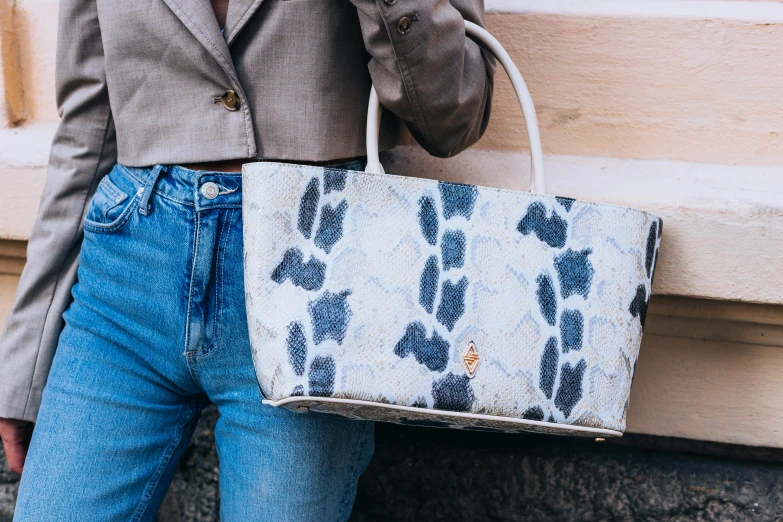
left=263, top=397, right=622, bottom=437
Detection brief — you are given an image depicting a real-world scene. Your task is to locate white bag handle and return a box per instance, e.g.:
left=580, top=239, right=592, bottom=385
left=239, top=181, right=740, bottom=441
left=364, top=20, right=547, bottom=195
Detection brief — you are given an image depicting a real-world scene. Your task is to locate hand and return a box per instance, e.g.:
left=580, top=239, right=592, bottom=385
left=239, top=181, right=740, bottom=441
left=0, top=417, right=34, bottom=475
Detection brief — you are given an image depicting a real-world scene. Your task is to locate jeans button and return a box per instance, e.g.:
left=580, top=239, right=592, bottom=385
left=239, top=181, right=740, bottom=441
left=201, top=182, right=220, bottom=199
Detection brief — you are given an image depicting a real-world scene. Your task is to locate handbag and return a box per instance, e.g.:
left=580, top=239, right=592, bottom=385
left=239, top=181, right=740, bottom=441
left=241, top=21, right=661, bottom=437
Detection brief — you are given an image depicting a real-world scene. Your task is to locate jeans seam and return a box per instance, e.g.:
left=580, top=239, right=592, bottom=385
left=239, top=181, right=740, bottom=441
left=184, top=214, right=201, bottom=356
left=189, top=208, right=232, bottom=358
left=83, top=190, right=142, bottom=234
left=337, top=421, right=373, bottom=521
left=216, top=210, right=235, bottom=351
left=97, top=174, right=123, bottom=201
left=194, top=203, right=242, bottom=211
left=214, top=209, right=232, bottom=354
left=130, top=401, right=197, bottom=522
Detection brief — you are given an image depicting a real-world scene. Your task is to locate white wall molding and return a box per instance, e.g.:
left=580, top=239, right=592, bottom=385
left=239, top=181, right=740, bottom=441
left=381, top=146, right=783, bottom=304
left=0, top=122, right=56, bottom=168
left=4, top=147, right=779, bottom=304
left=0, top=166, right=46, bottom=240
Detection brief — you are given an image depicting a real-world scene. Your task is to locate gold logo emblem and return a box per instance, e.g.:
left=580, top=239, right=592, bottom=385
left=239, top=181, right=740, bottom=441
left=463, top=342, right=480, bottom=378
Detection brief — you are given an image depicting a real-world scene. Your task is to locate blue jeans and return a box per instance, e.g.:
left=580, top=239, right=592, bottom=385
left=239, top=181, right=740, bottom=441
left=13, top=161, right=374, bottom=521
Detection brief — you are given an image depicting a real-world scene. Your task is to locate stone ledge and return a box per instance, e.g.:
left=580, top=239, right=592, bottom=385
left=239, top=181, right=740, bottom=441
left=2, top=146, right=781, bottom=304
left=0, top=167, right=45, bottom=241
left=0, top=124, right=55, bottom=168
left=2, top=145, right=781, bottom=305
left=381, top=146, right=783, bottom=304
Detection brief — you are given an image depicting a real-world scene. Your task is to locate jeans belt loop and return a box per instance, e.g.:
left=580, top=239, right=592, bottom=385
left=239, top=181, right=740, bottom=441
left=138, top=165, right=168, bottom=216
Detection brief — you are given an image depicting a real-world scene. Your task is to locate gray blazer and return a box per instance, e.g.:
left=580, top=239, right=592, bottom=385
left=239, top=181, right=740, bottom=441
left=0, top=0, right=494, bottom=422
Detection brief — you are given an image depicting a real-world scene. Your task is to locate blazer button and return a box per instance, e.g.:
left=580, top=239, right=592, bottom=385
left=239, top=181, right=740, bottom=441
left=383, top=0, right=397, bottom=4
left=397, top=16, right=411, bottom=35
left=220, top=90, right=240, bottom=111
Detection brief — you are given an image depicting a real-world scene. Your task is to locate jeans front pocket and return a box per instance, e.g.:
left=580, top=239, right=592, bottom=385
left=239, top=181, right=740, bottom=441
left=84, top=169, right=142, bottom=234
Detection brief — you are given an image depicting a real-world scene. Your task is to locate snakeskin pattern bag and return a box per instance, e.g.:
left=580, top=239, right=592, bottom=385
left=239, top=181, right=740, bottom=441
left=242, top=22, right=661, bottom=437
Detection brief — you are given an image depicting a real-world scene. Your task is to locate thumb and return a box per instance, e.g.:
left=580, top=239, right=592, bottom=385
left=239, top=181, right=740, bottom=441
left=4, top=437, right=28, bottom=475
left=1, top=420, right=33, bottom=475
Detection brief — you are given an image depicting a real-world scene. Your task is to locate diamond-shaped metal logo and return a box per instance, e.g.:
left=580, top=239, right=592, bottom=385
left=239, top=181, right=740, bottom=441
left=463, top=342, right=480, bottom=378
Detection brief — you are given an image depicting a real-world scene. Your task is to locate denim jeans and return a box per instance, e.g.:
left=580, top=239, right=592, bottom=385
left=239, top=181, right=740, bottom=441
left=13, top=161, right=374, bottom=521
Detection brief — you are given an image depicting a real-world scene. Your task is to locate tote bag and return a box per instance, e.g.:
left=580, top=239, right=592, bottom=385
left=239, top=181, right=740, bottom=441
left=241, top=21, right=662, bottom=437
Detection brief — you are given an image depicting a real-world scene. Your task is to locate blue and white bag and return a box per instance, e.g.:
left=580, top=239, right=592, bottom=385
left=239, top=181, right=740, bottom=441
left=242, top=22, right=661, bottom=437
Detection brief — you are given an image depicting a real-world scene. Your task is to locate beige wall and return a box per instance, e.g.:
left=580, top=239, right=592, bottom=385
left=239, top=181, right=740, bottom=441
left=1, top=0, right=782, bottom=447
left=483, top=12, right=783, bottom=166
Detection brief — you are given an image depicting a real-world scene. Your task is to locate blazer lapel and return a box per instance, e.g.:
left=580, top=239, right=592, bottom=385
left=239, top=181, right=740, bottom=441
left=161, top=0, right=238, bottom=81
left=223, top=0, right=265, bottom=46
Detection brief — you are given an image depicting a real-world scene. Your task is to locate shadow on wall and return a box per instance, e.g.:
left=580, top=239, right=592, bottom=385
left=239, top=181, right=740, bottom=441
left=0, top=0, right=32, bottom=126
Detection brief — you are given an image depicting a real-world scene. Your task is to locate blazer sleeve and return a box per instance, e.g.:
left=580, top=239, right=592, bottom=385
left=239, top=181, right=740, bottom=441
left=0, top=0, right=117, bottom=422
left=350, top=0, right=495, bottom=158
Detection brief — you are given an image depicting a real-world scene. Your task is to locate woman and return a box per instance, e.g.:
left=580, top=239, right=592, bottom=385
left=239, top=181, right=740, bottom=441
left=0, top=0, right=494, bottom=519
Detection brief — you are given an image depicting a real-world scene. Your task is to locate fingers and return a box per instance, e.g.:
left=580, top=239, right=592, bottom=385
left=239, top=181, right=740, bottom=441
left=4, top=438, right=27, bottom=475
left=0, top=419, right=33, bottom=475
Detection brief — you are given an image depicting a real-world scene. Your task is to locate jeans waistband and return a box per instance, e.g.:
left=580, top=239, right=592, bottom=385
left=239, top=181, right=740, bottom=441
left=118, top=158, right=367, bottom=212
left=119, top=164, right=243, bottom=211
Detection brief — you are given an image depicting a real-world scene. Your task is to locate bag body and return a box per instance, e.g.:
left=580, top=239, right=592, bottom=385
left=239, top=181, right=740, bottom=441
left=242, top=22, right=661, bottom=437
left=243, top=163, right=660, bottom=436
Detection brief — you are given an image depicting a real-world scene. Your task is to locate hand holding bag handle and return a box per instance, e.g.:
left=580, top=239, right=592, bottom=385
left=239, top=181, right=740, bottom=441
left=364, top=20, right=548, bottom=195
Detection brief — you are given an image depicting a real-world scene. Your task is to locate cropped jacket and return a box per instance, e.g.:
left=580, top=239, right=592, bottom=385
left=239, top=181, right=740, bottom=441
left=0, top=0, right=494, bottom=421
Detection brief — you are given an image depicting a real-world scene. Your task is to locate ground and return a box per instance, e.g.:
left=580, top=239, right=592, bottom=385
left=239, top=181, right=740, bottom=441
left=2, top=405, right=782, bottom=521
